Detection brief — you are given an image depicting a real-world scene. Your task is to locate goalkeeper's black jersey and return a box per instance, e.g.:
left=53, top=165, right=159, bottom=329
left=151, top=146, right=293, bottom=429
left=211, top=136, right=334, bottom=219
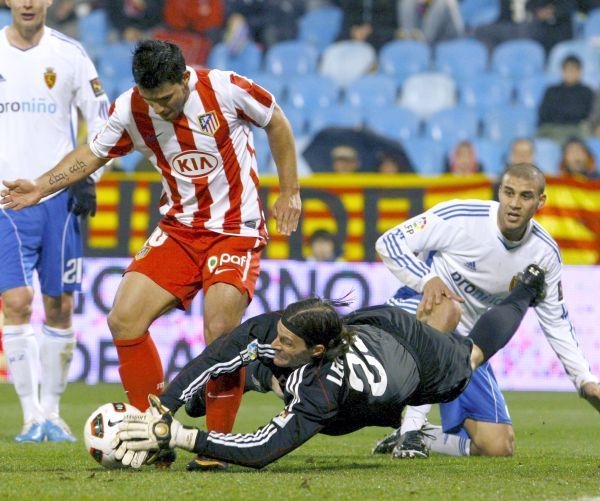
left=161, top=305, right=473, bottom=469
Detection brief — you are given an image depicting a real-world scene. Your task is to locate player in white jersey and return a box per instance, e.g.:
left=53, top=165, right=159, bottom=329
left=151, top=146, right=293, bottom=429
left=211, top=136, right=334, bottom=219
left=0, top=0, right=109, bottom=443
left=1, top=39, right=301, bottom=470
left=372, top=163, right=600, bottom=458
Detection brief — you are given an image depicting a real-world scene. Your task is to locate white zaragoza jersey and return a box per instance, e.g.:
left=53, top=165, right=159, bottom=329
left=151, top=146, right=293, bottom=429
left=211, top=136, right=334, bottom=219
left=376, top=199, right=598, bottom=390
left=0, top=26, right=109, bottom=198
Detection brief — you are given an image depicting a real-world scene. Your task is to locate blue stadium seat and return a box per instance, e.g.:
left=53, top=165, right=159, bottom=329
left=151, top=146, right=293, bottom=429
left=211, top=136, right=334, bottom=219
left=435, top=38, right=488, bottom=82
left=547, top=40, right=599, bottom=80
left=483, top=107, right=536, bottom=147
left=460, top=0, right=500, bottom=29
left=298, top=6, right=343, bottom=53
left=280, top=106, right=306, bottom=135
left=78, top=9, right=109, bottom=54
left=118, top=151, right=144, bottom=173
left=364, top=107, right=420, bottom=142
left=425, top=107, right=480, bottom=151
left=492, top=39, right=545, bottom=81
left=0, top=8, right=11, bottom=28
left=287, top=75, right=338, bottom=110
left=320, top=41, right=376, bottom=87
left=459, top=73, right=513, bottom=115
left=583, top=8, right=600, bottom=39
left=207, top=42, right=262, bottom=75
left=97, top=42, right=135, bottom=98
left=265, top=40, right=318, bottom=76
left=252, top=128, right=272, bottom=174
left=403, top=138, right=446, bottom=175
left=308, top=105, right=363, bottom=134
left=534, top=138, right=561, bottom=175
left=585, top=137, right=600, bottom=165
left=246, top=72, right=286, bottom=104
left=472, top=138, right=504, bottom=176
left=379, top=40, right=431, bottom=86
left=515, top=74, right=558, bottom=110
left=400, top=72, right=456, bottom=119
left=345, top=74, right=397, bottom=110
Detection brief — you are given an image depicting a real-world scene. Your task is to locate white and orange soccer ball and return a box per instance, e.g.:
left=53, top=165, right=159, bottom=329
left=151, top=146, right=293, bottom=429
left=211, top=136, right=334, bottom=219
left=83, top=402, right=140, bottom=468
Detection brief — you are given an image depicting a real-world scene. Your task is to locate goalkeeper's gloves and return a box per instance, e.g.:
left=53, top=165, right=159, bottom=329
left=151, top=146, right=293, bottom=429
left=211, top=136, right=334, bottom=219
left=111, top=394, right=198, bottom=469
left=68, top=177, right=97, bottom=217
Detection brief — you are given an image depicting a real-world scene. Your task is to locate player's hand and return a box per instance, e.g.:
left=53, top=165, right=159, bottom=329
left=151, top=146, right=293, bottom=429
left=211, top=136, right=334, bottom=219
left=581, top=382, right=600, bottom=414
left=68, top=177, right=97, bottom=217
left=0, top=179, right=43, bottom=210
left=418, top=276, right=464, bottom=316
left=271, top=189, right=301, bottom=236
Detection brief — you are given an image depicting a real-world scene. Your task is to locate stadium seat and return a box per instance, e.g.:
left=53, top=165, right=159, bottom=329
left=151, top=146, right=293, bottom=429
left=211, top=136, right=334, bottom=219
left=0, top=8, right=11, bottom=29
left=78, top=9, right=109, bottom=54
left=460, top=0, right=500, bottom=29
left=118, top=151, right=144, bottom=173
left=320, top=41, right=376, bottom=87
left=308, top=105, right=363, bottom=134
left=459, top=73, right=513, bottom=115
left=586, top=137, right=600, bottom=165
left=483, top=107, right=536, bottom=147
left=345, top=74, right=397, bottom=110
left=515, top=74, right=558, bottom=110
left=583, top=8, right=600, bottom=40
left=399, top=72, right=456, bottom=119
left=298, top=6, right=343, bottom=53
left=534, top=138, right=561, bottom=175
left=547, top=40, right=599, bottom=81
left=97, top=42, right=135, bottom=94
left=492, top=39, right=545, bottom=81
left=280, top=106, right=306, bottom=135
left=265, top=40, right=318, bottom=76
left=364, top=106, right=420, bottom=142
left=379, top=40, right=431, bottom=86
left=425, top=107, right=480, bottom=151
left=403, top=138, right=446, bottom=175
left=207, top=42, right=262, bottom=75
left=287, top=74, right=339, bottom=110
left=246, top=72, right=286, bottom=104
left=472, top=138, right=504, bottom=176
left=435, top=38, right=488, bottom=82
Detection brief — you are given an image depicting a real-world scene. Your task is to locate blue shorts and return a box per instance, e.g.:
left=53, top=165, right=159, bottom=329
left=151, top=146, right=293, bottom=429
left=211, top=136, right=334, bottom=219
left=388, top=286, right=512, bottom=435
left=0, top=190, right=83, bottom=296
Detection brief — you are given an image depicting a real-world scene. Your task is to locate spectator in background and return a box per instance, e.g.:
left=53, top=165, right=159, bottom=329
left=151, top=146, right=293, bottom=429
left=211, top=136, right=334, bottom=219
left=475, top=0, right=576, bottom=54
left=47, top=0, right=93, bottom=38
left=538, top=56, right=594, bottom=143
left=508, top=138, right=535, bottom=165
left=306, top=229, right=342, bottom=262
left=163, top=0, right=225, bottom=42
left=398, top=0, right=464, bottom=44
left=446, top=141, right=482, bottom=175
left=331, top=145, right=361, bottom=173
left=377, top=152, right=413, bottom=174
left=339, top=0, right=398, bottom=50
left=560, top=138, right=598, bottom=178
left=105, top=0, right=164, bottom=42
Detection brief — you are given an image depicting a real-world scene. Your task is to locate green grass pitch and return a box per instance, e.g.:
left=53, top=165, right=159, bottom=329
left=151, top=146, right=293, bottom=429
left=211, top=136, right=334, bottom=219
left=1, top=383, right=598, bottom=500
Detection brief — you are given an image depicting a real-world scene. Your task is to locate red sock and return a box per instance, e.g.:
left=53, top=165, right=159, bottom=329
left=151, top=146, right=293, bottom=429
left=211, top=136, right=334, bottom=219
left=115, top=331, right=164, bottom=412
left=205, top=368, right=245, bottom=433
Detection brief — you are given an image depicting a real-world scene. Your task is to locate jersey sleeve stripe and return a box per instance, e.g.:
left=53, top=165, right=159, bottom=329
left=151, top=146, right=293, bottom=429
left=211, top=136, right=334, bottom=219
left=130, top=90, right=183, bottom=217
left=107, top=129, right=134, bottom=157
left=531, top=226, right=562, bottom=262
left=196, top=71, right=243, bottom=234
left=230, top=73, right=274, bottom=109
left=235, top=107, right=261, bottom=127
left=382, top=233, right=428, bottom=278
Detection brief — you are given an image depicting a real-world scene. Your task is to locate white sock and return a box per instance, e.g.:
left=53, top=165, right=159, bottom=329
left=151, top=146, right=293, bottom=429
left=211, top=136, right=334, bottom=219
left=3, top=324, right=44, bottom=423
left=424, top=426, right=471, bottom=457
left=40, top=324, right=76, bottom=421
left=400, top=404, right=431, bottom=434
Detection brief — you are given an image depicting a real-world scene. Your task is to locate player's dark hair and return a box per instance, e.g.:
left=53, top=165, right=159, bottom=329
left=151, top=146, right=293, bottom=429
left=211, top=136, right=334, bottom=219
left=132, top=40, right=186, bottom=89
left=281, top=297, right=355, bottom=360
left=501, top=163, right=546, bottom=195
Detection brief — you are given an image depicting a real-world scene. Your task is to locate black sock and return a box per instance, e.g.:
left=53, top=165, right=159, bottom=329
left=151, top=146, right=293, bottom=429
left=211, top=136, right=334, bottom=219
left=467, top=283, right=536, bottom=363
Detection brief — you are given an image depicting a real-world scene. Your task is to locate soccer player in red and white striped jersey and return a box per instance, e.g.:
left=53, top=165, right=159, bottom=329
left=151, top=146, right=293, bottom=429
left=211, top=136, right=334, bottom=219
left=1, top=40, right=301, bottom=470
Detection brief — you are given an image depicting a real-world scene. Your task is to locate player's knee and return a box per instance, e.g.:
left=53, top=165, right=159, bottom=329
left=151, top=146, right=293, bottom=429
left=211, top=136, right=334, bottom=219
left=2, top=292, right=33, bottom=322
left=477, top=431, right=515, bottom=457
left=419, top=298, right=462, bottom=333
left=44, top=295, right=73, bottom=327
left=204, top=317, right=234, bottom=344
left=107, top=308, right=134, bottom=340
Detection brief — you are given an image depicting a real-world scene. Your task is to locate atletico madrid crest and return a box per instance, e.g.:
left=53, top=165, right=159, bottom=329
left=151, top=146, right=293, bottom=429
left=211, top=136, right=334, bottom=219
left=44, top=68, right=57, bottom=89
left=198, top=111, right=219, bottom=137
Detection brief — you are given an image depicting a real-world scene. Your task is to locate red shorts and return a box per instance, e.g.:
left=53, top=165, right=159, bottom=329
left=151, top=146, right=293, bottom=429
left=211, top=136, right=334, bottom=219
left=126, top=220, right=266, bottom=310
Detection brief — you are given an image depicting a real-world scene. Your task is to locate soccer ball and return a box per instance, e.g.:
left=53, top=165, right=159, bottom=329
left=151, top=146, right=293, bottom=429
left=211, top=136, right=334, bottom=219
left=83, top=402, right=140, bottom=469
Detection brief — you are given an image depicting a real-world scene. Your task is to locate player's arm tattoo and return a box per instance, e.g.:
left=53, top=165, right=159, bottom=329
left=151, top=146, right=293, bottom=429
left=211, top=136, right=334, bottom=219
left=47, top=158, right=88, bottom=188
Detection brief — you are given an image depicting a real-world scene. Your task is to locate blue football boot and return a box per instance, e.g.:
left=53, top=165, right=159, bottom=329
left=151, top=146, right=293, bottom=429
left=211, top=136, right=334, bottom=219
left=15, top=421, right=45, bottom=443
left=44, top=418, right=77, bottom=442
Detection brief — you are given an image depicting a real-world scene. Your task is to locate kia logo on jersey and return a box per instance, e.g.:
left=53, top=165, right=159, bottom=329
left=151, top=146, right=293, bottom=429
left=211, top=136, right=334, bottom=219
left=171, top=150, right=219, bottom=178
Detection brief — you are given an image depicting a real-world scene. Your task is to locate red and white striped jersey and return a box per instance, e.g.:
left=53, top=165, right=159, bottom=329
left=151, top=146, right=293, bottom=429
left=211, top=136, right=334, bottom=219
left=89, top=67, right=275, bottom=238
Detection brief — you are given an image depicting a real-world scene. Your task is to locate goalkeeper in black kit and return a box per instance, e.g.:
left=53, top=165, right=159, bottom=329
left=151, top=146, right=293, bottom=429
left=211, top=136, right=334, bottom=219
left=111, top=264, right=546, bottom=470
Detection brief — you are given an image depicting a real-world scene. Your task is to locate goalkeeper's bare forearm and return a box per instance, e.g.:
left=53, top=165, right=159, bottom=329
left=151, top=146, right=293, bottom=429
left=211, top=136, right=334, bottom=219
left=1, top=144, right=108, bottom=210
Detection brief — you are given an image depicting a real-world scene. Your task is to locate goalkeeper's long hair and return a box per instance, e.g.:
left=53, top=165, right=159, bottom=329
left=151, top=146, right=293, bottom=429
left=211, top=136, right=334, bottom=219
left=281, top=296, right=355, bottom=361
